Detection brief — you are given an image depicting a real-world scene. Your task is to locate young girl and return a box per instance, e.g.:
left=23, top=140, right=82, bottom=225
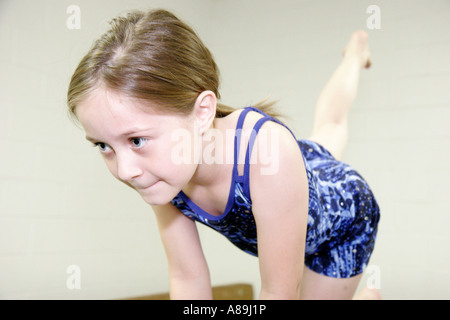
left=68, top=9, right=380, bottom=300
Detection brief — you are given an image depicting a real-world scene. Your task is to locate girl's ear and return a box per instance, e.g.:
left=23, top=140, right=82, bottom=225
left=193, top=90, right=217, bottom=134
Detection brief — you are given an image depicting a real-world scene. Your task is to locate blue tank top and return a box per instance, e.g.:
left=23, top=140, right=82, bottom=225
left=170, top=106, right=319, bottom=255
left=170, top=107, right=380, bottom=278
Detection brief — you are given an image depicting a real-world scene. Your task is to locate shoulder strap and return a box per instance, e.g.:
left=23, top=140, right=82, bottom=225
left=242, top=116, right=272, bottom=196
left=233, top=107, right=257, bottom=178
left=233, top=107, right=275, bottom=197
left=233, top=106, right=299, bottom=198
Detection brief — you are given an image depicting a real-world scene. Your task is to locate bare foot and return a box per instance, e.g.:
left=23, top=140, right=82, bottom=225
left=343, top=30, right=372, bottom=69
left=353, top=286, right=382, bottom=300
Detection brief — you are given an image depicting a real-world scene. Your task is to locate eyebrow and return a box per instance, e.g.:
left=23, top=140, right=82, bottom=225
left=85, top=136, right=97, bottom=143
left=85, top=127, right=154, bottom=143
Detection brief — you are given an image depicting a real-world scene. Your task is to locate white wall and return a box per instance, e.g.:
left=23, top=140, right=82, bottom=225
left=0, top=0, right=449, bottom=299
left=0, top=0, right=214, bottom=300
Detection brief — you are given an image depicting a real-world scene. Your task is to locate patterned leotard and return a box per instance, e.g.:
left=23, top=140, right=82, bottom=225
left=171, top=107, right=380, bottom=278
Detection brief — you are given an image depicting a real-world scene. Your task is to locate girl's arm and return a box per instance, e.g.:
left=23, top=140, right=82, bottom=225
left=250, top=122, right=309, bottom=300
left=153, top=203, right=212, bottom=299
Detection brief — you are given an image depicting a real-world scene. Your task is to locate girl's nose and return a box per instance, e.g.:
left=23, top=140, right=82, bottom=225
left=116, top=153, right=143, bottom=182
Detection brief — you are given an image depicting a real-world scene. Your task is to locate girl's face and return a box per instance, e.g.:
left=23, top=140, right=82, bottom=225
left=76, top=88, right=199, bottom=206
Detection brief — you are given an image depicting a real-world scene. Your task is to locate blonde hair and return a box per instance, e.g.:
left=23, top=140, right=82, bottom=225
left=67, top=9, right=280, bottom=119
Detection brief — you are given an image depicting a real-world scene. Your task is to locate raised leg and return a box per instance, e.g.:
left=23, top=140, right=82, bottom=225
left=308, top=30, right=371, bottom=161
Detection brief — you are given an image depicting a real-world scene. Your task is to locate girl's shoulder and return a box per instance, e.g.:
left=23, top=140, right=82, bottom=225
left=217, top=107, right=299, bottom=159
left=217, top=107, right=278, bottom=133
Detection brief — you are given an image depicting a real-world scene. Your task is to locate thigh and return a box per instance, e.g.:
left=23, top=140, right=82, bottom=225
left=308, top=122, right=348, bottom=161
left=300, top=266, right=362, bottom=300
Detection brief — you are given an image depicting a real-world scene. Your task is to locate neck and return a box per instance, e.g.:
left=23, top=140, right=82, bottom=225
left=183, top=116, right=232, bottom=190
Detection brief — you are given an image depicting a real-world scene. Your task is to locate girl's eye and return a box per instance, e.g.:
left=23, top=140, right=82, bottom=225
left=130, top=137, right=148, bottom=149
left=94, top=142, right=112, bottom=153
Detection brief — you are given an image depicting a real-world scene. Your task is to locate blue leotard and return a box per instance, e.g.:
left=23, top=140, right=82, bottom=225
left=171, top=107, right=380, bottom=278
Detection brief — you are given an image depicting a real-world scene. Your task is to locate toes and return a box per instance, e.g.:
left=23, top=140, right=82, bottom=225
left=365, top=57, right=372, bottom=69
